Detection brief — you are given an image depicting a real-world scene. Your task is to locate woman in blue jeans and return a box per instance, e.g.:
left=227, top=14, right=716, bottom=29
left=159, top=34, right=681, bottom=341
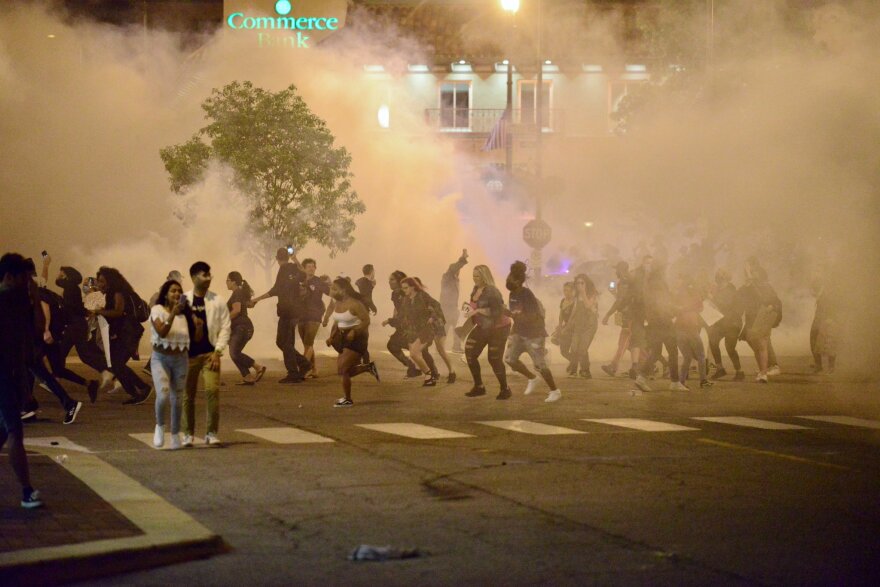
left=226, top=272, right=265, bottom=385
left=149, top=280, right=191, bottom=449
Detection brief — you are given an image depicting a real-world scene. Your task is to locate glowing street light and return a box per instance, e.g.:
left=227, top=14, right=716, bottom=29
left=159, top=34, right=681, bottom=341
left=501, top=0, right=520, bottom=14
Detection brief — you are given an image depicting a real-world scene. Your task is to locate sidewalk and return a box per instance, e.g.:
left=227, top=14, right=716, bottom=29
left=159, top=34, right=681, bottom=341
left=0, top=446, right=224, bottom=586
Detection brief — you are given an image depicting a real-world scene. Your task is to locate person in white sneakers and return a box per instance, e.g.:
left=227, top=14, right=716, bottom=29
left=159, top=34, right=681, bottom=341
left=503, top=261, right=562, bottom=403
left=181, top=262, right=231, bottom=447
left=148, top=280, right=191, bottom=450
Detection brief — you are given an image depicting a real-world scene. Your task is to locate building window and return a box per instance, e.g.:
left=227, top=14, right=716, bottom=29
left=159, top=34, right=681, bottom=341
left=439, top=81, right=470, bottom=130
left=519, top=80, right=552, bottom=129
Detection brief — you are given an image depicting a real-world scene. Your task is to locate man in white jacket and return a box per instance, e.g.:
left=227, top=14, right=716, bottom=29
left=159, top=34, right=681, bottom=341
left=182, top=261, right=231, bottom=447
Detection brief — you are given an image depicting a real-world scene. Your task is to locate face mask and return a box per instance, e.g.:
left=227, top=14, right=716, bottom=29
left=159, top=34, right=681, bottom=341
left=55, top=276, right=67, bottom=287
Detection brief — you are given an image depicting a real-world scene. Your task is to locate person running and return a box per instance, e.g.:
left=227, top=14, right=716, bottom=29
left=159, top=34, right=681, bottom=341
left=382, top=270, right=427, bottom=379
left=563, top=273, right=600, bottom=378
left=93, top=267, right=152, bottom=405
left=149, top=280, right=191, bottom=450
left=601, top=261, right=637, bottom=378
left=355, top=264, right=378, bottom=315
left=550, top=282, right=576, bottom=365
left=0, top=253, right=44, bottom=508
left=464, top=265, right=512, bottom=400
left=399, top=277, right=445, bottom=387
left=707, top=269, right=744, bottom=381
left=299, top=259, right=330, bottom=378
left=415, top=277, right=457, bottom=384
left=674, top=276, right=712, bottom=390
left=504, top=261, right=561, bottom=402
left=634, top=264, right=681, bottom=392
left=226, top=272, right=265, bottom=385
left=326, top=278, right=379, bottom=407
left=440, top=249, right=469, bottom=352
left=251, top=248, right=309, bottom=384
left=181, top=262, right=231, bottom=447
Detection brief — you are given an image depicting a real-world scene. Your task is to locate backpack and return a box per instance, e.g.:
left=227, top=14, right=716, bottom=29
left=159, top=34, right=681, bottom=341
left=127, top=293, right=150, bottom=323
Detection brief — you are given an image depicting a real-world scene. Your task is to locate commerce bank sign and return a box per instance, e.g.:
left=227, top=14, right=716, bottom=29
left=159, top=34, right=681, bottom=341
left=224, top=0, right=347, bottom=48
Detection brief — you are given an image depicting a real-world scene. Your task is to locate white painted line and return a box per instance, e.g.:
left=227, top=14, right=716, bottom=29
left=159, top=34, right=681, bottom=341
left=692, top=417, right=809, bottom=430
left=128, top=432, right=208, bottom=449
left=584, top=418, right=700, bottom=432
left=477, top=420, right=587, bottom=435
left=237, top=427, right=335, bottom=444
left=24, top=436, right=93, bottom=453
left=316, top=349, right=338, bottom=357
left=797, top=416, right=880, bottom=430
left=357, top=423, right=473, bottom=439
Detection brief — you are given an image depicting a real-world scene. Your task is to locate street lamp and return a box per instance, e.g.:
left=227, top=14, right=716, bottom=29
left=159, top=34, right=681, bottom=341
left=501, top=0, right=519, bottom=175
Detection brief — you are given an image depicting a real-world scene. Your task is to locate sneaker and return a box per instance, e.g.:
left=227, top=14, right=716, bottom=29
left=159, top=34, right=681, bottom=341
left=766, top=365, right=781, bottom=376
left=669, top=381, right=689, bottom=391
left=579, top=371, right=592, bottom=379
left=107, top=380, right=123, bottom=395
left=20, top=409, right=37, bottom=422
left=98, top=371, right=115, bottom=394
left=524, top=377, right=539, bottom=395
left=279, top=375, right=305, bottom=384
left=125, top=388, right=152, bottom=406
left=601, top=364, right=616, bottom=377
left=182, top=434, right=193, bottom=447
left=635, top=375, right=653, bottom=393
left=422, top=376, right=437, bottom=387
left=87, top=380, right=99, bottom=403
left=496, top=388, right=512, bottom=400
left=205, top=432, right=222, bottom=446
left=733, top=370, right=745, bottom=381
left=545, top=389, right=562, bottom=403
left=153, top=424, right=165, bottom=448
left=21, top=489, right=43, bottom=509
left=169, top=434, right=182, bottom=450
left=447, top=372, right=457, bottom=384
left=63, top=401, right=82, bottom=425
left=566, top=371, right=579, bottom=379
left=711, top=367, right=728, bottom=380
left=699, top=379, right=714, bottom=388
left=756, top=373, right=768, bottom=383
left=465, top=386, right=486, bottom=397
left=333, top=397, right=353, bottom=408
left=38, top=381, right=51, bottom=393
left=368, top=362, right=381, bottom=382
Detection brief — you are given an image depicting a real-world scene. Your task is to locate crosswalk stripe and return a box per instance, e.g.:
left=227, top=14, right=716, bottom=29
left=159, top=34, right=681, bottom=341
left=357, top=423, right=473, bottom=439
left=128, top=433, right=209, bottom=450
left=584, top=418, right=700, bottom=432
left=477, top=420, right=587, bottom=435
left=796, top=416, right=880, bottom=430
left=692, top=417, right=809, bottom=430
left=237, top=427, right=335, bottom=444
left=25, top=436, right=93, bottom=454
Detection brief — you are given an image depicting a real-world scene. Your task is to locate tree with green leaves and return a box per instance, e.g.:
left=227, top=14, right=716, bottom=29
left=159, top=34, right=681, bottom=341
left=160, top=81, right=364, bottom=263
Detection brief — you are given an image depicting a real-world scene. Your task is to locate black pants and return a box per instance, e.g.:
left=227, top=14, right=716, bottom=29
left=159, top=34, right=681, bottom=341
left=229, top=321, right=256, bottom=377
left=708, top=319, right=741, bottom=371
left=465, top=325, right=510, bottom=389
left=387, top=329, right=418, bottom=372
left=640, top=324, right=679, bottom=380
left=30, top=348, right=75, bottom=410
left=109, top=338, right=150, bottom=398
left=276, top=316, right=308, bottom=377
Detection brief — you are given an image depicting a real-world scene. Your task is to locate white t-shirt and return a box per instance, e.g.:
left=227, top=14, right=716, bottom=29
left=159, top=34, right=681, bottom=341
left=150, top=305, right=190, bottom=351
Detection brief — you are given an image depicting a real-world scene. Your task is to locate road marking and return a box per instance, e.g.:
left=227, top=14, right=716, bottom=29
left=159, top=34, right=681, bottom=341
left=357, top=423, right=473, bottom=439
left=692, top=417, right=809, bottom=430
left=697, top=438, right=850, bottom=470
left=316, top=349, right=338, bottom=357
left=796, top=415, right=880, bottom=430
left=477, top=420, right=587, bottom=435
left=24, top=436, right=93, bottom=453
left=584, top=418, right=700, bottom=432
left=237, top=427, right=335, bottom=444
left=128, top=433, right=209, bottom=450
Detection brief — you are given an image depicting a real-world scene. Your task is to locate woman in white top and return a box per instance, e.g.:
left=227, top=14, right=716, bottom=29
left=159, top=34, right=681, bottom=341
left=149, top=280, right=191, bottom=449
left=325, top=278, right=379, bottom=407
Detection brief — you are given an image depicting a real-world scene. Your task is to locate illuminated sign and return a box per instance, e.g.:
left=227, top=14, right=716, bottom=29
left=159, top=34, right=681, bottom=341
left=224, top=0, right=346, bottom=49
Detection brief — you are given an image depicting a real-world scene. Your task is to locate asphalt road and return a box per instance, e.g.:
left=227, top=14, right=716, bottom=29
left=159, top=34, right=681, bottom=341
left=22, top=351, right=880, bottom=586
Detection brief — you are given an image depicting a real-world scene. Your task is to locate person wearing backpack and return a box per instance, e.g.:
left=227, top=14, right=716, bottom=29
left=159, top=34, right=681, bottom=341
left=93, top=267, right=152, bottom=404
left=504, top=261, right=562, bottom=402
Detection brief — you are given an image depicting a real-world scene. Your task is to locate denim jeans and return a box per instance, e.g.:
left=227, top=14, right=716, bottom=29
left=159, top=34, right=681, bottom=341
left=229, top=321, right=255, bottom=377
left=150, top=350, right=187, bottom=435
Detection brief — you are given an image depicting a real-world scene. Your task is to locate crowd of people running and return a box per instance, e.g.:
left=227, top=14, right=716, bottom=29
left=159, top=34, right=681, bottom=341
left=1, top=244, right=837, bottom=506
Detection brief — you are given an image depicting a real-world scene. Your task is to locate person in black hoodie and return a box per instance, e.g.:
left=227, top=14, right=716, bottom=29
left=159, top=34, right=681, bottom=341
left=382, top=271, right=437, bottom=379
left=738, top=262, right=781, bottom=383
left=707, top=268, right=744, bottom=381
left=355, top=264, right=378, bottom=315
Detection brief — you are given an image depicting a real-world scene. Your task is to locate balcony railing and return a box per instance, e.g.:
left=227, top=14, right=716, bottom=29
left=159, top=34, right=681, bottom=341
left=423, top=108, right=564, bottom=134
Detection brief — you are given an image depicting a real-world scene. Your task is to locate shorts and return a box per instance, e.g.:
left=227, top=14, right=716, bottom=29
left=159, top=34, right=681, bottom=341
left=748, top=307, right=777, bottom=341
left=629, top=319, right=647, bottom=350
left=333, top=328, right=369, bottom=356
left=432, top=320, right=447, bottom=339
left=297, top=321, right=321, bottom=347
left=504, top=334, right=549, bottom=371
left=407, top=326, right=435, bottom=346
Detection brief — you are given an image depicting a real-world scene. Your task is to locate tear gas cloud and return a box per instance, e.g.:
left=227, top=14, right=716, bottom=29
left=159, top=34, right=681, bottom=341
left=1, top=1, right=878, bottom=372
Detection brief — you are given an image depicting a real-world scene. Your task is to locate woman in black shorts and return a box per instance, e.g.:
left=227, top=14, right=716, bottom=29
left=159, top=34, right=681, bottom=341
left=326, top=278, right=378, bottom=407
